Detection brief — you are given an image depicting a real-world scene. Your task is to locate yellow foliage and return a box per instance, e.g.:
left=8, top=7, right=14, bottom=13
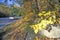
left=30, top=11, right=56, bottom=34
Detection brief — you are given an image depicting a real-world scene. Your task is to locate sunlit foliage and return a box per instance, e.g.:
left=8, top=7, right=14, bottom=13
left=30, top=11, right=56, bottom=34
left=0, top=4, right=11, bottom=16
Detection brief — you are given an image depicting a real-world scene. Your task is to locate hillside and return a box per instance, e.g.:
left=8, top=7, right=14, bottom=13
left=0, top=4, right=26, bottom=17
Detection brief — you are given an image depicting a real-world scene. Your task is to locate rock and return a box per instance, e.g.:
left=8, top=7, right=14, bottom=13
left=39, top=25, right=60, bottom=38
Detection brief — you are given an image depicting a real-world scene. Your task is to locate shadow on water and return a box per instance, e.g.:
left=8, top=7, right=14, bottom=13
left=0, top=12, right=9, bottom=18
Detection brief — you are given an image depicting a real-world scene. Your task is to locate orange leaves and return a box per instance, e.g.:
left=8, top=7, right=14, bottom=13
left=24, top=1, right=31, bottom=8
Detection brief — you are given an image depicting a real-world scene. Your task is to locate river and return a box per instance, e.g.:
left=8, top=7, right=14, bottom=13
left=0, top=17, right=20, bottom=29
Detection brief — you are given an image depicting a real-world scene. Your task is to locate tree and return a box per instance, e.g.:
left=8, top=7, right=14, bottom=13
left=0, top=4, right=11, bottom=16
left=1, top=0, right=60, bottom=40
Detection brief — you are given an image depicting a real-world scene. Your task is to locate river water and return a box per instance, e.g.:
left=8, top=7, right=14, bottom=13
left=0, top=17, right=19, bottom=29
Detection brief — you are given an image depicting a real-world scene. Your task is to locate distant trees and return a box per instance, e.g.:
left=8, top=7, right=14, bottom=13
left=0, top=12, right=9, bottom=17
left=0, top=4, right=26, bottom=17
left=0, top=4, right=11, bottom=16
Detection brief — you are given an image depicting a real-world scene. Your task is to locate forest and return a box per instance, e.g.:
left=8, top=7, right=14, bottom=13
left=0, top=0, right=60, bottom=40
